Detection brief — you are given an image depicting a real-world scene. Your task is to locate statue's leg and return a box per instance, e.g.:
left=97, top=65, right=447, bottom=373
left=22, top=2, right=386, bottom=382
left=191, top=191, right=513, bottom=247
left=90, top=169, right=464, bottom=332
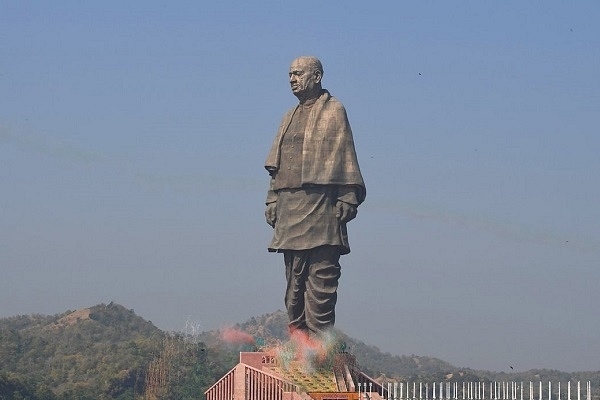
left=304, top=245, right=341, bottom=335
left=284, top=250, right=309, bottom=333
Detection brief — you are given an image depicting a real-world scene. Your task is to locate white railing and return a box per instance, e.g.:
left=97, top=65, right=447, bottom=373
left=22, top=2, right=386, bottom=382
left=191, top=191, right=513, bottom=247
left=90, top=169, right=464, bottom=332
left=375, top=381, right=594, bottom=400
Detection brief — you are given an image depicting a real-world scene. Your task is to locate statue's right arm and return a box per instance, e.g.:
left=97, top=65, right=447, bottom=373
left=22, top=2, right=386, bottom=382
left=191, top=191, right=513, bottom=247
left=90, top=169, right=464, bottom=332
left=265, top=179, right=278, bottom=227
left=265, top=201, right=277, bottom=227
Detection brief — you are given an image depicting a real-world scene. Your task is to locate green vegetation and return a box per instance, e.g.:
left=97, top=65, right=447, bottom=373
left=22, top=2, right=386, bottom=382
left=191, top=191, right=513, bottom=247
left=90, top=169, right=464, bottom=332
left=0, top=305, right=598, bottom=399
left=0, top=303, right=230, bottom=400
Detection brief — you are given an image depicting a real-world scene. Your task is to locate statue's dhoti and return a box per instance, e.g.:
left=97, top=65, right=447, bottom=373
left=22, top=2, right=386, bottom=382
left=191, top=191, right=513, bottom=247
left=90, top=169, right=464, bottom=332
left=283, top=245, right=341, bottom=335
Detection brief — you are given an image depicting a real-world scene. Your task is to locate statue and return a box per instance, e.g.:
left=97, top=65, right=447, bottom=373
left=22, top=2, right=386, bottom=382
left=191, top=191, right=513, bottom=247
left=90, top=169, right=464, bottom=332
left=264, top=56, right=366, bottom=338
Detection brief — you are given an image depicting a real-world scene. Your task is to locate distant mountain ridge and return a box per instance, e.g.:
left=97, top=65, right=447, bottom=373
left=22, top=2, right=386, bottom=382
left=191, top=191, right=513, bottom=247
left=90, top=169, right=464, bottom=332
left=193, top=309, right=600, bottom=382
left=0, top=303, right=164, bottom=399
left=214, top=310, right=459, bottom=379
left=1, top=304, right=598, bottom=399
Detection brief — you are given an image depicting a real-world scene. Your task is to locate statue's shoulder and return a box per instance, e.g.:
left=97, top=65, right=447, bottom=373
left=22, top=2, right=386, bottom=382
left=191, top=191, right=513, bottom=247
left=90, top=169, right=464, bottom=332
left=322, top=95, right=347, bottom=118
left=279, top=106, right=296, bottom=125
left=323, top=93, right=346, bottom=111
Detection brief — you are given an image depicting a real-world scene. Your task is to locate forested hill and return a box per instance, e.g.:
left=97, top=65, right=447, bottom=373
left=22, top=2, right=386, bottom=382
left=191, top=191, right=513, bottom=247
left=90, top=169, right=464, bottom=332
left=0, top=303, right=231, bottom=399
left=0, top=303, right=163, bottom=399
left=1, top=304, right=598, bottom=400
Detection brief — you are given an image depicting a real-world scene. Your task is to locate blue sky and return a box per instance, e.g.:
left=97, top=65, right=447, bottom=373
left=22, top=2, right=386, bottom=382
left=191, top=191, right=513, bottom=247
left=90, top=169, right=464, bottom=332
left=1, top=1, right=599, bottom=372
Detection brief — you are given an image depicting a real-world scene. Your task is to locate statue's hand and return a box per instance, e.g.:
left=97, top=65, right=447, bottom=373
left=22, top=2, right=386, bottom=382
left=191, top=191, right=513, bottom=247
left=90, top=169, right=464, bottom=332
left=265, top=202, right=277, bottom=227
left=336, top=201, right=357, bottom=223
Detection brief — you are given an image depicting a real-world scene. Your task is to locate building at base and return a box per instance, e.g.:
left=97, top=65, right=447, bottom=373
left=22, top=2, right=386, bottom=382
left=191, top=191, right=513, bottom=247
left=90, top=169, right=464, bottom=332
left=205, top=351, right=387, bottom=400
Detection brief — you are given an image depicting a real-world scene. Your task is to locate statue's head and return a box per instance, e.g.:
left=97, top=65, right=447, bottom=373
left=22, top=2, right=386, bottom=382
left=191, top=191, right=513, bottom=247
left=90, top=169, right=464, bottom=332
left=289, top=56, right=323, bottom=102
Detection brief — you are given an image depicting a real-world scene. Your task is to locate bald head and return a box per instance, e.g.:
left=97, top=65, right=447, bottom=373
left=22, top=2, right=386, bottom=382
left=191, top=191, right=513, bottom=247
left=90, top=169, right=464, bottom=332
left=293, top=56, right=323, bottom=75
left=289, top=56, right=323, bottom=103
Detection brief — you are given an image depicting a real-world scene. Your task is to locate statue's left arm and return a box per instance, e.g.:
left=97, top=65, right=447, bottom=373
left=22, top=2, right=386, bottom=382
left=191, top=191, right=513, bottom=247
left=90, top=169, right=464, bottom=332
left=335, top=185, right=359, bottom=223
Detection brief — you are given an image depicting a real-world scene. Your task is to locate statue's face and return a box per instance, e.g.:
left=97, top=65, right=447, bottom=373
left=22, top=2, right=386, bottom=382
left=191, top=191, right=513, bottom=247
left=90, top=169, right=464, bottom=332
left=289, top=58, right=321, bottom=99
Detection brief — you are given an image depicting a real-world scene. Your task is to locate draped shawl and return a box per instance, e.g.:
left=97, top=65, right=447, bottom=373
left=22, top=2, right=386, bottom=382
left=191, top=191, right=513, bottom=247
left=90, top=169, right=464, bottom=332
left=265, top=90, right=366, bottom=204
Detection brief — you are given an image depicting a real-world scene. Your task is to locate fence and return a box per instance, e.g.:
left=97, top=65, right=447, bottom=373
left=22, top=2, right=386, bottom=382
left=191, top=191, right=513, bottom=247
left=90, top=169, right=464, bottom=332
left=375, top=381, right=594, bottom=400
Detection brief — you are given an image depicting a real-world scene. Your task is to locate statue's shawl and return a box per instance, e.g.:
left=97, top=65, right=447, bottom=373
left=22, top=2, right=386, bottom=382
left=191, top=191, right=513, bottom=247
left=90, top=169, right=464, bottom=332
left=265, top=90, right=366, bottom=204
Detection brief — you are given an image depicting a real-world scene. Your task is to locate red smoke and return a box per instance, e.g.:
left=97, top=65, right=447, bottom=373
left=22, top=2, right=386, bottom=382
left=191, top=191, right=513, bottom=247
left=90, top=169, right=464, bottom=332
left=221, top=327, right=256, bottom=345
left=289, top=328, right=329, bottom=365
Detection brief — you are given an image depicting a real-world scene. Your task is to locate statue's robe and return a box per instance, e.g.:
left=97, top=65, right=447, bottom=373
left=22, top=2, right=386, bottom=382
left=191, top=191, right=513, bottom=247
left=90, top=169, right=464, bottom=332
left=265, top=90, right=365, bottom=255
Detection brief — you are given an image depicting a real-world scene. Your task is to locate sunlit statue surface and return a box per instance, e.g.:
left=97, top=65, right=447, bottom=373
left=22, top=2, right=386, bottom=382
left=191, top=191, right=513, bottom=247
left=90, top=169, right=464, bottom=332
left=265, top=56, right=365, bottom=338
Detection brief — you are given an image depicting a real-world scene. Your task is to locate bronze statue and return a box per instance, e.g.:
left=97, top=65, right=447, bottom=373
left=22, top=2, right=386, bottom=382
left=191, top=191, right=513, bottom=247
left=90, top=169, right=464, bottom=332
left=265, top=56, right=365, bottom=338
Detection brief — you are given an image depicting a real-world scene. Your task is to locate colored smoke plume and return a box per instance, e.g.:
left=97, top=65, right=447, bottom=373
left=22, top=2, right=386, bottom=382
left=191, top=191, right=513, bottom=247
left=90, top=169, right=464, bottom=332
left=272, top=329, right=339, bottom=373
left=218, top=326, right=341, bottom=373
left=220, top=327, right=256, bottom=345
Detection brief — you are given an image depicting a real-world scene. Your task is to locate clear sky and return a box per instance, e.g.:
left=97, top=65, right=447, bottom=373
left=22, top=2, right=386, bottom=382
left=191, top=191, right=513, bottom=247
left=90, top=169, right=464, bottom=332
left=1, top=1, right=599, bottom=373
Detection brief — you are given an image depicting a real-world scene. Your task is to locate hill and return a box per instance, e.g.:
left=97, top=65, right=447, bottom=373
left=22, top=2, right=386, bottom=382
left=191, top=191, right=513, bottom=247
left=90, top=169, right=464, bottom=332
left=0, top=303, right=231, bottom=399
left=1, top=304, right=599, bottom=399
left=0, top=303, right=163, bottom=399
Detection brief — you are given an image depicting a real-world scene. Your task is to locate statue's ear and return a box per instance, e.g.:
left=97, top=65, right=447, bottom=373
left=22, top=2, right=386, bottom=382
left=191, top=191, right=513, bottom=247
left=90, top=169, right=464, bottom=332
left=314, top=70, right=322, bottom=84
